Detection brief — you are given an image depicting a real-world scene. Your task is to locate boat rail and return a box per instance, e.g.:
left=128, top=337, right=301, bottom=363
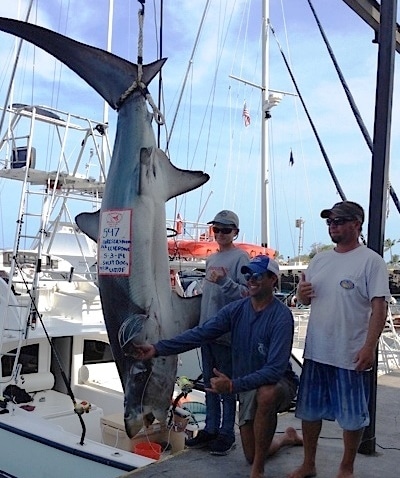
left=0, top=103, right=111, bottom=381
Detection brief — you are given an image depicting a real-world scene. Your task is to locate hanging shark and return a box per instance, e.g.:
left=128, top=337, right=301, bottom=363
left=0, top=18, right=209, bottom=438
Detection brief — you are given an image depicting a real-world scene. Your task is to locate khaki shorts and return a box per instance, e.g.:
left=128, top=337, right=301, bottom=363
left=238, top=376, right=297, bottom=427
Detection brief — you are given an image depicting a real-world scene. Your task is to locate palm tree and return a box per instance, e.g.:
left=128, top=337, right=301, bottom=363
left=391, top=254, right=400, bottom=266
left=384, top=238, right=399, bottom=263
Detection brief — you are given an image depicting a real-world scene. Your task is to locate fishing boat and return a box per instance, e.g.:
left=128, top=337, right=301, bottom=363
left=0, top=103, right=161, bottom=477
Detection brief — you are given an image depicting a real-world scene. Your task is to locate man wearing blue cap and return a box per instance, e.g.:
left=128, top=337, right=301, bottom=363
left=134, top=255, right=302, bottom=478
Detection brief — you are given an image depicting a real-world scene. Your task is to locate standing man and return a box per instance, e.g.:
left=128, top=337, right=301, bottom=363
left=188, top=210, right=249, bottom=455
left=134, top=255, right=302, bottom=478
left=289, top=201, right=391, bottom=478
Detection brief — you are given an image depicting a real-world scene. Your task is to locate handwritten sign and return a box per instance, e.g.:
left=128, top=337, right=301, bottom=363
left=98, top=209, right=132, bottom=276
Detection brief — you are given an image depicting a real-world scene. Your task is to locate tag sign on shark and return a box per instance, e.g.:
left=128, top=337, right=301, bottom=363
left=99, top=209, right=132, bottom=276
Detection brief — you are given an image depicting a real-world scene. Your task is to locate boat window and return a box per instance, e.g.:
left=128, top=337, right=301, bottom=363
left=83, top=340, right=114, bottom=365
left=1, top=343, right=39, bottom=377
left=2, top=251, right=54, bottom=269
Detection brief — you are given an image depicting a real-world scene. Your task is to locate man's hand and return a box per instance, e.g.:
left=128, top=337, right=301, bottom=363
left=131, top=344, right=157, bottom=361
left=296, top=272, right=314, bottom=305
left=354, top=345, right=375, bottom=371
left=205, top=368, right=233, bottom=394
left=206, top=267, right=227, bottom=284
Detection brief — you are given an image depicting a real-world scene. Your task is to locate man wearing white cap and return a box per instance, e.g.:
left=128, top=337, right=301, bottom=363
left=134, top=255, right=302, bottom=478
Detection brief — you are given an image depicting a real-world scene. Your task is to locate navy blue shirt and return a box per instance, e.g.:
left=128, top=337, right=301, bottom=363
left=155, top=297, right=297, bottom=393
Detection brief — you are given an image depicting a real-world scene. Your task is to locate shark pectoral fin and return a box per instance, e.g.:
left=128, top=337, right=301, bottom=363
left=171, top=292, right=202, bottom=333
left=75, top=210, right=100, bottom=242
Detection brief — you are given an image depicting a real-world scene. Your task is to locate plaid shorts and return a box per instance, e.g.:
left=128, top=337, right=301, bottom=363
left=295, top=359, right=370, bottom=430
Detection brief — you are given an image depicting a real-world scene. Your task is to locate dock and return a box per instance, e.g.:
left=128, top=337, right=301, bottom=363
left=120, top=371, right=400, bottom=478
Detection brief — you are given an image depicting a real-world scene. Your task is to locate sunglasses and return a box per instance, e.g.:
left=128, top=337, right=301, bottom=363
left=212, top=226, right=234, bottom=234
left=326, top=217, right=355, bottom=226
left=244, top=272, right=265, bottom=282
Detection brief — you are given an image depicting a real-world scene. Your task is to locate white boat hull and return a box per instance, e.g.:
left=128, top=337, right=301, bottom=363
left=0, top=406, right=154, bottom=478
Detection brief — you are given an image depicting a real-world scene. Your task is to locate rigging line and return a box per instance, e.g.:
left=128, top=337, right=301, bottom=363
left=0, top=0, right=34, bottom=134
left=306, top=0, right=400, bottom=216
left=165, top=0, right=211, bottom=153
left=279, top=0, right=318, bottom=252
left=191, top=2, right=239, bottom=216
left=174, top=71, right=194, bottom=218
left=47, top=1, right=68, bottom=174
left=228, top=0, right=259, bottom=219
left=205, top=0, right=246, bottom=209
left=197, top=0, right=227, bottom=222
left=187, top=2, right=236, bottom=173
left=156, top=0, right=163, bottom=147
left=269, top=23, right=346, bottom=202
left=235, top=0, right=252, bottom=80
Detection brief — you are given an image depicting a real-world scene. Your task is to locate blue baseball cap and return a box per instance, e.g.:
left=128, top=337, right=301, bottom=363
left=241, top=255, right=280, bottom=277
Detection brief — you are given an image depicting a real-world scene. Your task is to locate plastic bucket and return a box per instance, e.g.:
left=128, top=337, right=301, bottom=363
left=134, top=441, right=161, bottom=460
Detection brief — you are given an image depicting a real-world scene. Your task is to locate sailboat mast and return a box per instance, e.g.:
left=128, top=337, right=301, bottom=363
left=261, top=0, right=270, bottom=247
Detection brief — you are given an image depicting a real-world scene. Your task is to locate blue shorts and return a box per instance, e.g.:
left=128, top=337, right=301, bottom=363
left=295, top=359, right=370, bottom=431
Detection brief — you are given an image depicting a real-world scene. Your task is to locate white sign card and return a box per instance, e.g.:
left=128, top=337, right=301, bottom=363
left=98, top=209, right=132, bottom=276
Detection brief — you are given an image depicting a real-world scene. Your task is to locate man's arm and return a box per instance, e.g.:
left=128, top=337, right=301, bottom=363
left=354, top=296, right=388, bottom=371
left=133, top=308, right=232, bottom=359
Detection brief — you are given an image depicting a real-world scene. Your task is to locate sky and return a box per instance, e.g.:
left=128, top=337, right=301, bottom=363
left=0, top=0, right=400, bottom=262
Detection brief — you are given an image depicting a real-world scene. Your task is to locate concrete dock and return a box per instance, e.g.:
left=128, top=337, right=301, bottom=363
left=120, top=371, right=400, bottom=478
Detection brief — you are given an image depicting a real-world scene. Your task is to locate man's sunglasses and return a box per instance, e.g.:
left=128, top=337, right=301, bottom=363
left=326, top=217, right=355, bottom=226
left=212, top=226, right=234, bottom=234
left=243, top=272, right=265, bottom=282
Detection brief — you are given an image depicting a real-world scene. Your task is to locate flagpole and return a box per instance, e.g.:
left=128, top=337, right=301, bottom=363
left=261, top=0, right=270, bottom=247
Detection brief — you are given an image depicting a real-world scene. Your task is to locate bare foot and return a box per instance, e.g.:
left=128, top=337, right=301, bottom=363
left=250, top=468, right=265, bottom=478
left=268, top=427, right=304, bottom=457
left=335, top=466, right=354, bottom=478
left=287, top=464, right=317, bottom=478
left=285, top=427, right=303, bottom=446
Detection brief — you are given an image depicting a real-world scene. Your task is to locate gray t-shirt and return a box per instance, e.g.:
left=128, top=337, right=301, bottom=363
left=200, top=247, right=249, bottom=344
